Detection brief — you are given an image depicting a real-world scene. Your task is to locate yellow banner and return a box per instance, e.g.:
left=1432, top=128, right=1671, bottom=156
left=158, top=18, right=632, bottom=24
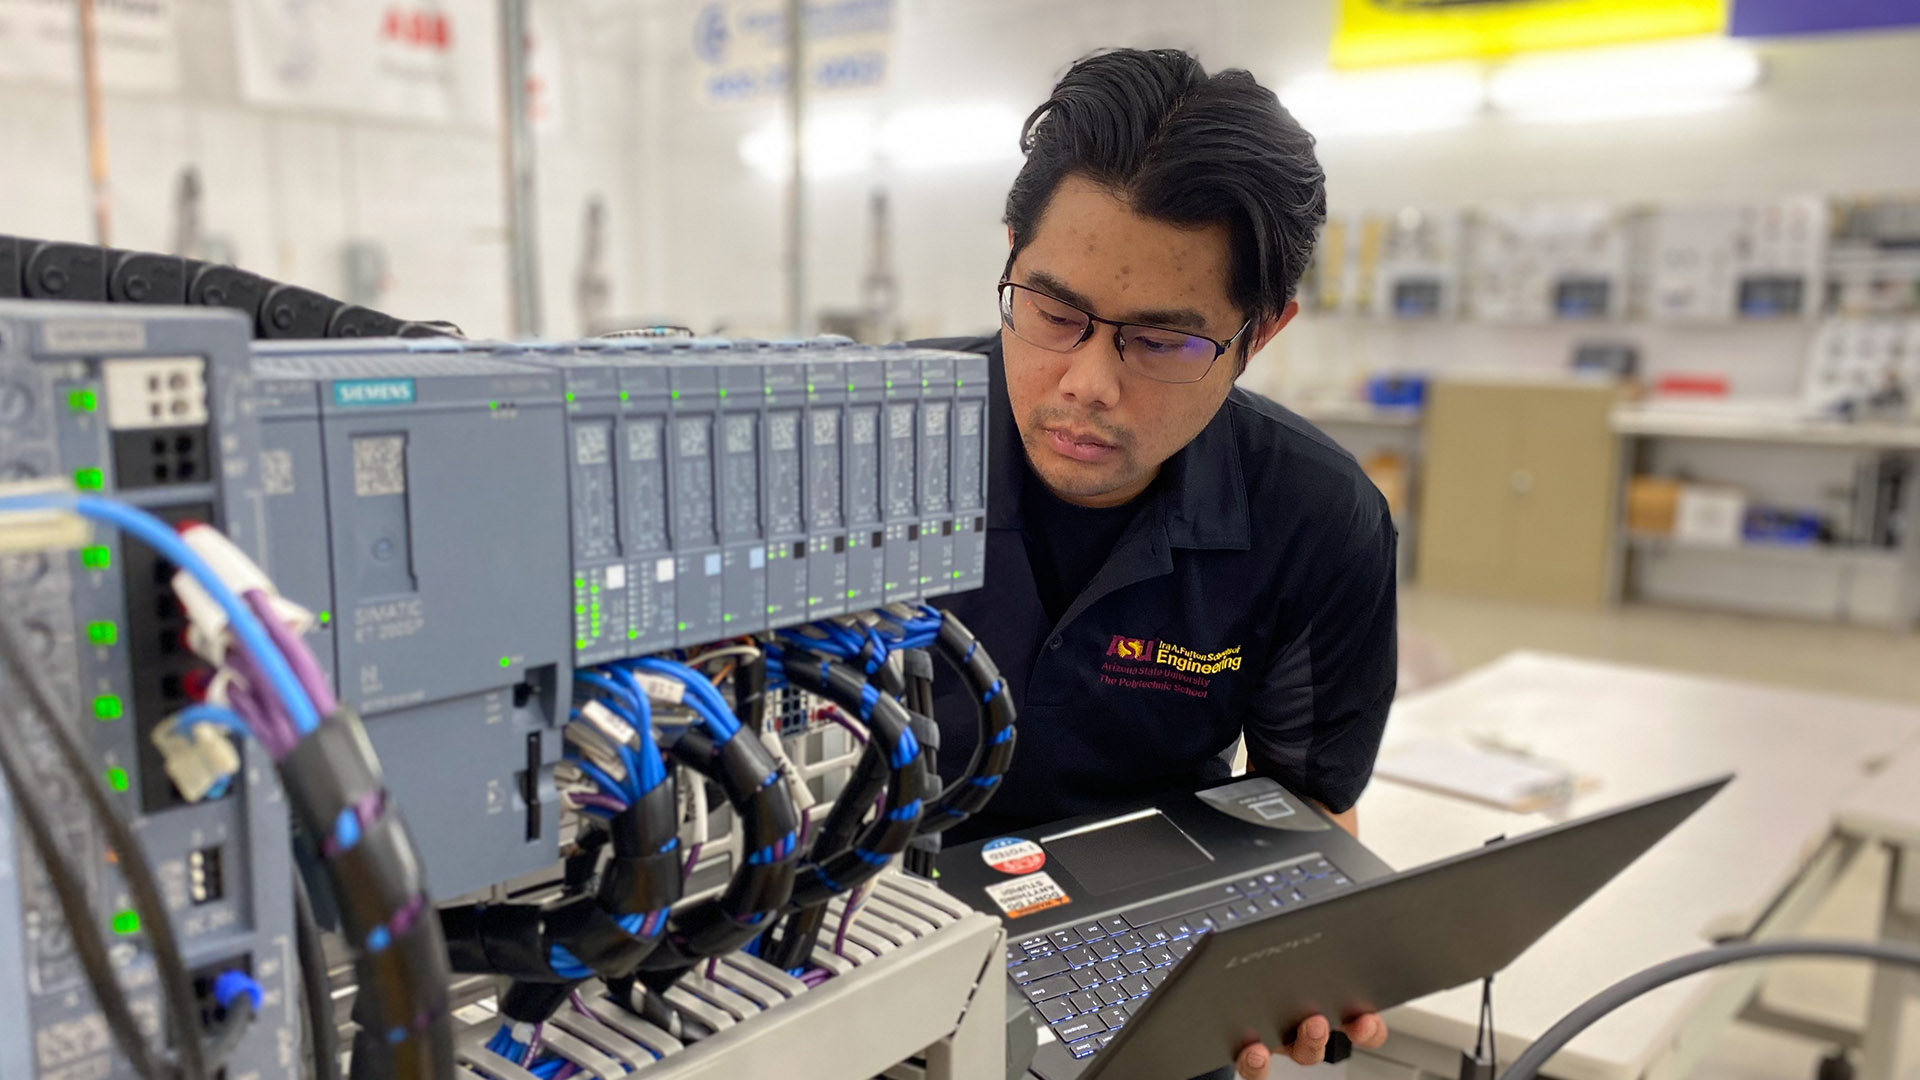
left=1332, top=0, right=1728, bottom=69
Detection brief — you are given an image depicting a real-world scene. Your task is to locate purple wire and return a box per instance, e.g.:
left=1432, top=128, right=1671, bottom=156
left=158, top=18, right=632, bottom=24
left=244, top=589, right=337, bottom=715
left=570, top=793, right=628, bottom=813
left=682, top=841, right=704, bottom=882
left=822, top=708, right=868, bottom=745
left=522, top=1022, right=544, bottom=1065
left=834, top=883, right=866, bottom=958
left=553, top=1066, right=579, bottom=1080
left=568, top=991, right=599, bottom=1020
left=225, top=649, right=299, bottom=757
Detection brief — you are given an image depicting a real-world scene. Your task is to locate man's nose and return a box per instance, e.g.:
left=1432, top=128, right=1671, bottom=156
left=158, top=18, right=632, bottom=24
left=1057, top=329, right=1124, bottom=409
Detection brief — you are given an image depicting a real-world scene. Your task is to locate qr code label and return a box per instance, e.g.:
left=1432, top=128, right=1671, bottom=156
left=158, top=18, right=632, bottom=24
left=261, top=449, right=295, bottom=496
left=353, top=435, right=407, bottom=497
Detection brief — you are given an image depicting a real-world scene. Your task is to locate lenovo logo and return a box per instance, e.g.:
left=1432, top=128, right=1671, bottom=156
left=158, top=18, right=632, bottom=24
left=1223, top=932, right=1323, bottom=969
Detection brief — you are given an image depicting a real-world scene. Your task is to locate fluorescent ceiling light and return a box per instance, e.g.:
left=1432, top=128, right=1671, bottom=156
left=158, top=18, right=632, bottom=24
left=1281, top=65, right=1485, bottom=137
left=1489, top=38, right=1762, bottom=123
left=741, top=103, right=1021, bottom=179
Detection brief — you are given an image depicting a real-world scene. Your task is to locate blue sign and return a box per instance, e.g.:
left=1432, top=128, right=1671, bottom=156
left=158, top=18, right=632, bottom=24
left=1731, top=0, right=1920, bottom=37
left=333, top=379, right=416, bottom=407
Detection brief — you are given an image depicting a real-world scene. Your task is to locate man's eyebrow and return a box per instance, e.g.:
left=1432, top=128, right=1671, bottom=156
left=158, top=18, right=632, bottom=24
left=1022, top=270, right=1214, bottom=333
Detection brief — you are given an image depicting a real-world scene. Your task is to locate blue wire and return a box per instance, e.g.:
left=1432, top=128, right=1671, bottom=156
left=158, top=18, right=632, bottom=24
left=574, top=671, right=643, bottom=717
left=169, top=703, right=253, bottom=741
left=624, top=658, right=739, bottom=738
left=0, top=494, right=322, bottom=735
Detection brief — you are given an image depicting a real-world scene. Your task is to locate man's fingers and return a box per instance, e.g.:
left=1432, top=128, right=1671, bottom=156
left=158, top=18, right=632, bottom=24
left=1287, top=1015, right=1331, bottom=1066
left=1342, top=1013, right=1390, bottom=1050
left=1236, top=1041, right=1271, bottom=1080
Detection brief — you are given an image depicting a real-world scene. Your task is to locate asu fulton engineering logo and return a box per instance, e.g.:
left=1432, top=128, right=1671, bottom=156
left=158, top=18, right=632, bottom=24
left=1101, top=634, right=1243, bottom=698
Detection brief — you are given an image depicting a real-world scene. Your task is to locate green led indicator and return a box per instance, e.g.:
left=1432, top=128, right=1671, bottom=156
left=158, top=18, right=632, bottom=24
left=575, top=603, right=585, bottom=615
left=499, top=656, right=512, bottom=668
left=318, top=610, right=331, bottom=625
left=112, top=910, right=140, bottom=936
left=590, top=603, right=601, bottom=615
left=565, top=391, right=576, bottom=403
left=574, top=577, right=586, bottom=588
left=67, top=388, right=97, bottom=412
left=627, top=629, right=639, bottom=639
left=846, top=589, right=857, bottom=598
left=670, top=390, right=681, bottom=400
left=92, top=694, right=122, bottom=720
left=847, top=382, right=856, bottom=392
left=806, top=383, right=815, bottom=393
left=957, top=378, right=965, bottom=388
left=885, top=379, right=893, bottom=389
left=722, top=613, right=734, bottom=623
left=575, top=638, right=588, bottom=649
left=86, top=621, right=117, bottom=646
left=105, top=767, right=129, bottom=793
left=589, top=583, right=599, bottom=594
left=676, top=621, right=688, bottom=632
left=764, top=386, right=774, bottom=395
left=718, top=388, right=728, bottom=399
left=954, top=570, right=964, bottom=579
left=74, top=467, right=104, bottom=491
left=922, top=378, right=929, bottom=388
left=619, top=391, right=630, bottom=401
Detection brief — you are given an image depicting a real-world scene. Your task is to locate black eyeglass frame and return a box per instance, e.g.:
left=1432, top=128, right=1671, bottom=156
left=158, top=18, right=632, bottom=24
left=996, top=280, right=1253, bottom=385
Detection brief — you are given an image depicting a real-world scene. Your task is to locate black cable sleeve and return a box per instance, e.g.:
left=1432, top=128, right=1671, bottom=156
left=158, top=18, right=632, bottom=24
left=0, top=613, right=204, bottom=1080
left=737, top=648, right=768, bottom=733
left=502, top=982, right=576, bottom=1026
left=439, top=903, right=547, bottom=977
left=294, top=871, right=343, bottom=1080
left=918, top=610, right=1018, bottom=832
left=280, top=707, right=453, bottom=1080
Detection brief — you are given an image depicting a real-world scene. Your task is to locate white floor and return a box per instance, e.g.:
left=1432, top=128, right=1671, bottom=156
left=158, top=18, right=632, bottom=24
left=1394, top=588, right=1920, bottom=1080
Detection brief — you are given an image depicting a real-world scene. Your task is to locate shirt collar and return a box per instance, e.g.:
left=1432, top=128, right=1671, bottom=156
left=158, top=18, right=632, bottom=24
left=984, top=337, right=1251, bottom=552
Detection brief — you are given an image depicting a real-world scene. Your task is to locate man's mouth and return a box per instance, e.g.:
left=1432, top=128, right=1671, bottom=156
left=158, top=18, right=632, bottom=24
left=1043, top=426, right=1122, bottom=464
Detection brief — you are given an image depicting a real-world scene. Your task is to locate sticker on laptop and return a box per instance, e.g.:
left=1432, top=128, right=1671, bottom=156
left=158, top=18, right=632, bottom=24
left=981, top=837, right=1046, bottom=875
left=984, top=872, right=1072, bottom=919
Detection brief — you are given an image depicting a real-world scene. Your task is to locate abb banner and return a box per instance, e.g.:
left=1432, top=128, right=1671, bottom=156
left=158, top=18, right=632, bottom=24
left=230, top=0, right=500, bottom=125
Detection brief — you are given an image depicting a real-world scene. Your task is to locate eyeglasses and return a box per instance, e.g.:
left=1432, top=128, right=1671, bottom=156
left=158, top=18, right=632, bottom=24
left=997, top=281, right=1250, bottom=385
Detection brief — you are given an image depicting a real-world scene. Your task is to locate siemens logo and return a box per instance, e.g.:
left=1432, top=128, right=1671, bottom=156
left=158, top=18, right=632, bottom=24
left=333, top=379, right=416, bottom=407
left=1224, top=932, right=1323, bottom=969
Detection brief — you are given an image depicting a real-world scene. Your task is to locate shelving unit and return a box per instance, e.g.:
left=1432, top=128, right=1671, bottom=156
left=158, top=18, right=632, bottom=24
left=1609, top=400, right=1920, bottom=630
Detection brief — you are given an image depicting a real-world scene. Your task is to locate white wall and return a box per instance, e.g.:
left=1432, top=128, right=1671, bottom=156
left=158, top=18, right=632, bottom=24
left=623, top=0, right=1920, bottom=401
left=4, top=0, right=1916, bottom=375
left=0, top=0, right=647, bottom=340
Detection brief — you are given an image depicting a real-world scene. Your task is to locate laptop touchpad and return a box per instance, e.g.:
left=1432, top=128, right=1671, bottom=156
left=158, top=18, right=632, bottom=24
left=1042, top=811, right=1212, bottom=895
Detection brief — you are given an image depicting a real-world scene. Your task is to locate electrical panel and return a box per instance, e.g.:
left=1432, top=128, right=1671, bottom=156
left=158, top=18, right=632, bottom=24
left=0, top=302, right=296, bottom=1080
left=1648, top=198, right=1827, bottom=321
left=241, top=334, right=988, bottom=896
left=245, top=339, right=575, bottom=897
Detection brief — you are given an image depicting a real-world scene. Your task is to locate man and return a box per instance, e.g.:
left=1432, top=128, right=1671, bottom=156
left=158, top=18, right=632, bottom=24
left=921, top=49, right=1397, bottom=1076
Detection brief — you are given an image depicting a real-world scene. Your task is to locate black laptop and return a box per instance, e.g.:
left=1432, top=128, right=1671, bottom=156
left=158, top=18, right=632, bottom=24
left=942, top=775, right=1729, bottom=1080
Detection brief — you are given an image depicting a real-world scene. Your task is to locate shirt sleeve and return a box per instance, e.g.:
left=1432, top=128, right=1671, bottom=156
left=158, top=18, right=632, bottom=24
left=1241, top=502, right=1398, bottom=814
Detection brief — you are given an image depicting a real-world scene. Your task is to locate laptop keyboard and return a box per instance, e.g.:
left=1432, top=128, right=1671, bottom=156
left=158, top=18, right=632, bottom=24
left=1004, top=856, right=1354, bottom=1060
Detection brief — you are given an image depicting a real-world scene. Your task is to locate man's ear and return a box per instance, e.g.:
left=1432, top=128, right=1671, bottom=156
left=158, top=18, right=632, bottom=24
left=1007, top=224, right=1016, bottom=249
left=1234, top=299, right=1299, bottom=377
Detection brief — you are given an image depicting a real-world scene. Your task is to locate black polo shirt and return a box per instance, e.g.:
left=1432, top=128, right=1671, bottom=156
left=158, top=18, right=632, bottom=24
left=919, top=336, right=1398, bottom=843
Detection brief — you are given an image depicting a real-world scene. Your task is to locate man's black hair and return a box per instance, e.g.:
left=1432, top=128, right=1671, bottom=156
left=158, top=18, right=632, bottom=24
left=1005, top=48, right=1326, bottom=340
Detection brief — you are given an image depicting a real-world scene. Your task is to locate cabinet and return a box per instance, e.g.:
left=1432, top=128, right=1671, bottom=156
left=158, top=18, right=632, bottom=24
left=1416, top=378, right=1622, bottom=605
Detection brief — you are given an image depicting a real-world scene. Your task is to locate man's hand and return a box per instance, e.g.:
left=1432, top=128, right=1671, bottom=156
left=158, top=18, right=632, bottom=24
left=1234, top=1013, right=1387, bottom=1077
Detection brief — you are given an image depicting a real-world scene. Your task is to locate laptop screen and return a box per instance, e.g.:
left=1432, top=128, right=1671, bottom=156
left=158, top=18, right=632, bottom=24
left=1042, top=810, right=1213, bottom=895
